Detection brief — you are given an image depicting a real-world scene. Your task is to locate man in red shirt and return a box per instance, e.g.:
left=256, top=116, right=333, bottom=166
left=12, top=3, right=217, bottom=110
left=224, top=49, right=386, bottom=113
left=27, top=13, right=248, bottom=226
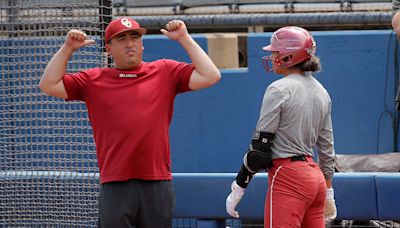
left=39, top=17, right=221, bottom=227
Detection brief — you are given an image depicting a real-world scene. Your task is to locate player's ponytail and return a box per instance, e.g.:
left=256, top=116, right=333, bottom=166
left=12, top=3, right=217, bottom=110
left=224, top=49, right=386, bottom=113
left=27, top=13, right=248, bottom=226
left=294, top=55, right=322, bottom=73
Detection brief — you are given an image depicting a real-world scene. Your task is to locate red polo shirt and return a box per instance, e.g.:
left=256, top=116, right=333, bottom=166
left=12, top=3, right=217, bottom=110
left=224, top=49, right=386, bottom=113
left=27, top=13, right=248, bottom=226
left=62, top=59, right=194, bottom=183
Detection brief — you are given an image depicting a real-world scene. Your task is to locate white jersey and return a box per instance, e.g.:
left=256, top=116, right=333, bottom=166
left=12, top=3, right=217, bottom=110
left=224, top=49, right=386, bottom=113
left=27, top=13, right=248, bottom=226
left=255, top=73, right=335, bottom=179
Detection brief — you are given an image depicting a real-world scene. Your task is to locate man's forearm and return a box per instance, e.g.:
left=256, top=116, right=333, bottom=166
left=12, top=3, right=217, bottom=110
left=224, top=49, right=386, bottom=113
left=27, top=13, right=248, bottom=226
left=178, top=35, right=220, bottom=83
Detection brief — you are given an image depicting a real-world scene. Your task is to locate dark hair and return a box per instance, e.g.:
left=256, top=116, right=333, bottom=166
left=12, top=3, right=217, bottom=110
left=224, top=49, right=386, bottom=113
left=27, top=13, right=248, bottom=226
left=292, top=55, right=322, bottom=73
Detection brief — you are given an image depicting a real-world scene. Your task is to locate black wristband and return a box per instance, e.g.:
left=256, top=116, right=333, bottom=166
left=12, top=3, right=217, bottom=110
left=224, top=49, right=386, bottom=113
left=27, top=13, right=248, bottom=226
left=235, top=164, right=254, bottom=188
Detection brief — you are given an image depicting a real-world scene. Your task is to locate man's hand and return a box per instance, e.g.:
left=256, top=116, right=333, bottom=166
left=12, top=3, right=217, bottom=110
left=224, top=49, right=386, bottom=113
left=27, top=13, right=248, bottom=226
left=160, top=20, right=189, bottom=41
left=325, top=188, right=337, bottom=222
left=226, top=181, right=245, bottom=218
left=65, top=29, right=95, bottom=51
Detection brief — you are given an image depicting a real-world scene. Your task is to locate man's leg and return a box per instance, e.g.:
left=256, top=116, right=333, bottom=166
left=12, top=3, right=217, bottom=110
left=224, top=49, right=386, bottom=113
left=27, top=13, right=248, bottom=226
left=98, top=180, right=140, bottom=228
left=138, top=180, right=175, bottom=228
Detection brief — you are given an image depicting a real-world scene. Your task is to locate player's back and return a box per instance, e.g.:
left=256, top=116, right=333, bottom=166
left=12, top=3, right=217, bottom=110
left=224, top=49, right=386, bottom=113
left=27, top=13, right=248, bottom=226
left=268, top=73, right=331, bottom=158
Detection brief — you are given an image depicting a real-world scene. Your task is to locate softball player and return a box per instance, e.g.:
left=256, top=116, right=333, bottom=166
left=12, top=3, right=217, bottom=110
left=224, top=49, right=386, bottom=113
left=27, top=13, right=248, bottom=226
left=226, top=26, right=337, bottom=227
left=39, top=17, right=220, bottom=227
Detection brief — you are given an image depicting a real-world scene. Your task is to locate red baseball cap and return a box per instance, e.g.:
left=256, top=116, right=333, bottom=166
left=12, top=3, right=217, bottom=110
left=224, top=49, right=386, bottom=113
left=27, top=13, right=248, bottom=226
left=105, top=17, right=147, bottom=44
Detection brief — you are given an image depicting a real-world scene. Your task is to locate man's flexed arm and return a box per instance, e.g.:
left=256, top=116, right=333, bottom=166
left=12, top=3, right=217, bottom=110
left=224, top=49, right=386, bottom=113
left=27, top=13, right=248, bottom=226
left=160, top=20, right=221, bottom=91
left=39, top=29, right=95, bottom=99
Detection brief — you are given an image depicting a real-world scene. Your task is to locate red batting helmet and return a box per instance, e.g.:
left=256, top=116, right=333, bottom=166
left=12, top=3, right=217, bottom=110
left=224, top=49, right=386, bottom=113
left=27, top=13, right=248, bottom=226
left=261, top=26, right=316, bottom=72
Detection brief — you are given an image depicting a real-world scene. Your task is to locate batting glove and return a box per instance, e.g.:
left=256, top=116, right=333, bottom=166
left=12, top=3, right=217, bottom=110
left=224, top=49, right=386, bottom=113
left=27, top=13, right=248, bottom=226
left=226, top=181, right=245, bottom=218
left=325, top=188, right=337, bottom=222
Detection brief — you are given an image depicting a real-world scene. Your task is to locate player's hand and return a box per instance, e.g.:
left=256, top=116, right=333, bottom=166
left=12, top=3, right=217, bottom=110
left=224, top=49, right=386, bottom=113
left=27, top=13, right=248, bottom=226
left=65, top=29, right=95, bottom=51
left=160, top=20, right=189, bottom=41
left=325, top=188, right=337, bottom=222
left=226, top=181, right=245, bottom=218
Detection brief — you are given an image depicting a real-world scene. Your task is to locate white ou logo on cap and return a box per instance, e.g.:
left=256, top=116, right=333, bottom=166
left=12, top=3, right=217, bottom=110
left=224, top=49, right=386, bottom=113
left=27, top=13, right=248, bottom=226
left=121, top=18, right=132, bottom=28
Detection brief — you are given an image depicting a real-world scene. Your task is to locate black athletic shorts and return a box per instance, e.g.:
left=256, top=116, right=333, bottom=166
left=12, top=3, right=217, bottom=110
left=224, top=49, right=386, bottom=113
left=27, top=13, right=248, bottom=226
left=98, top=179, right=175, bottom=228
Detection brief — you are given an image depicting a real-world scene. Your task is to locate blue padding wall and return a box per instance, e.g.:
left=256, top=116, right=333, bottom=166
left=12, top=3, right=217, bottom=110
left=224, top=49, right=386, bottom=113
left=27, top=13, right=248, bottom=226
left=172, top=173, right=400, bottom=220
left=141, top=30, right=399, bottom=173
left=173, top=173, right=268, bottom=219
left=376, top=173, right=400, bottom=219
left=1, top=172, right=398, bottom=220
left=333, top=173, right=378, bottom=220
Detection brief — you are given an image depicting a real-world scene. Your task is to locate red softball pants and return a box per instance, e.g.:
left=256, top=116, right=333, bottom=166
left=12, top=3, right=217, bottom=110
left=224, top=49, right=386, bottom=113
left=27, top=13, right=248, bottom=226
left=265, top=156, right=327, bottom=228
